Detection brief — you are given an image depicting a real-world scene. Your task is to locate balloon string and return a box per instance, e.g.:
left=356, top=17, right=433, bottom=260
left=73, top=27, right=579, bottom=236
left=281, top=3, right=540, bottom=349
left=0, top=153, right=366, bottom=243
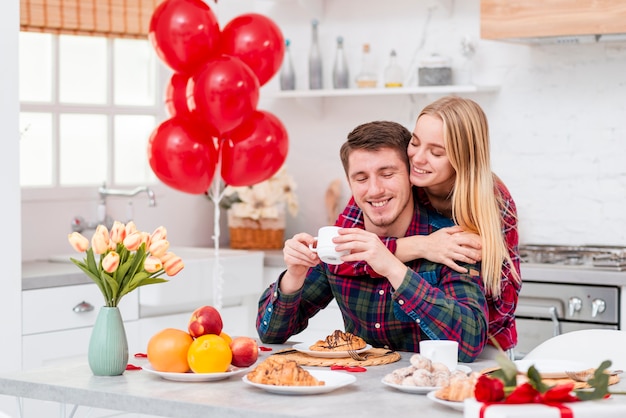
left=210, top=155, right=224, bottom=311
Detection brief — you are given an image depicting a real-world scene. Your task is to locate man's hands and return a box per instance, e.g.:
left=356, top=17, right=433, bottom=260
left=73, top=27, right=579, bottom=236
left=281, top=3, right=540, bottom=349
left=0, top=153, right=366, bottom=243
left=334, top=228, right=408, bottom=289
left=281, top=232, right=320, bottom=294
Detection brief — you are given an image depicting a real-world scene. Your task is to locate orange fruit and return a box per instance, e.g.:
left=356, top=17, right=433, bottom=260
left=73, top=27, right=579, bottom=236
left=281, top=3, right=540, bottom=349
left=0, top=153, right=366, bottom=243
left=187, top=334, right=232, bottom=373
left=147, top=328, right=193, bottom=373
left=219, top=331, right=232, bottom=345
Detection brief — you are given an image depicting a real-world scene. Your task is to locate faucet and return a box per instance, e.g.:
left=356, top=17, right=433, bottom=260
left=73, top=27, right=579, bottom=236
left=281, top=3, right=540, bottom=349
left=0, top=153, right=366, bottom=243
left=70, top=183, right=157, bottom=233
left=99, top=182, right=157, bottom=207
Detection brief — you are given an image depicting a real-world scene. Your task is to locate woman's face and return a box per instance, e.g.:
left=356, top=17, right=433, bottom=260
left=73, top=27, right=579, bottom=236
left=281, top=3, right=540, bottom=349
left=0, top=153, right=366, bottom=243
left=407, top=114, right=456, bottom=193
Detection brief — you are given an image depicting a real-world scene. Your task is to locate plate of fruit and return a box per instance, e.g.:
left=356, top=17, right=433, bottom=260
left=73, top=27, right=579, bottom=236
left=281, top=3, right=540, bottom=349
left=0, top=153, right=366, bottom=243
left=143, top=306, right=259, bottom=382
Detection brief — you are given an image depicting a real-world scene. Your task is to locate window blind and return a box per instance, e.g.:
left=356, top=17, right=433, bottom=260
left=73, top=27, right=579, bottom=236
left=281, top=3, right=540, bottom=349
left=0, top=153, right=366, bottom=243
left=20, top=0, right=165, bottom=39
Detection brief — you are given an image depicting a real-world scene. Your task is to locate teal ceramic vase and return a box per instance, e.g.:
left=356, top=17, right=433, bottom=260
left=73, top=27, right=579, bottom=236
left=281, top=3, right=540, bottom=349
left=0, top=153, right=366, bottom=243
left=88, top=306, right=129, bottom=376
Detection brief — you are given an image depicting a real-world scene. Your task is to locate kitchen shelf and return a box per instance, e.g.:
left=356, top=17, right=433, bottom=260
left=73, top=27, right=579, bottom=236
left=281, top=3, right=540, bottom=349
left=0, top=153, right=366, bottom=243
left=265, top=84, right=500, bottom=99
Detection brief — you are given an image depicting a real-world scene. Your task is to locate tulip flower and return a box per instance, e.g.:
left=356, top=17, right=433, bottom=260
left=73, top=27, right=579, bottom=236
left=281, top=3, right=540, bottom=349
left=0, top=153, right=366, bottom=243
left=102, top=251, right=120, bottom=273
left=149, top=239, right=169, bottom=258
left=123, top=231, right=143, bottom=251
left=150, top=226, right=167, bottom=243
left=91, top=226, right=110, bottom=255
left=159, top=251, right=175, bottom=264
left=144, top=255, right=163, bottom=273
left=164, top=255, right=184, bottom=276
left=109, top=221, right=126, bottom=244
left=68, top=232, right=90, bottom=253
left=140, top=231, right=151, bottom=248
left=124, top=221, right=137, bottom=236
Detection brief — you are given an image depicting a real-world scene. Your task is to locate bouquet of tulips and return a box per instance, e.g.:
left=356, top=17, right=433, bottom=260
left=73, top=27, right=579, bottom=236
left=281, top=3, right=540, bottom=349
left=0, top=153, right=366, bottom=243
left=68, top=221, right=184, bottom=307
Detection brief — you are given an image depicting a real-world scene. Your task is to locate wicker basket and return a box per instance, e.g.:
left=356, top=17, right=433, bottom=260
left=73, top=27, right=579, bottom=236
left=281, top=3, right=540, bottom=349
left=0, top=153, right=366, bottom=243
left=228, top=209, right=285, bottom=250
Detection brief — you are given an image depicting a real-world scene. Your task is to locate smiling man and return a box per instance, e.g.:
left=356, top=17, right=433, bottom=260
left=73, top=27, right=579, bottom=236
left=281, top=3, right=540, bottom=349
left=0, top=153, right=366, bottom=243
left=256, top=121, right=488, bottom=362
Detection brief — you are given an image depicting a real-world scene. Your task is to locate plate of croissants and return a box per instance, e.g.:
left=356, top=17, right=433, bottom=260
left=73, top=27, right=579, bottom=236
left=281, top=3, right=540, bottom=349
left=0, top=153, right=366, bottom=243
left=243, top=357, right=356, bottom=395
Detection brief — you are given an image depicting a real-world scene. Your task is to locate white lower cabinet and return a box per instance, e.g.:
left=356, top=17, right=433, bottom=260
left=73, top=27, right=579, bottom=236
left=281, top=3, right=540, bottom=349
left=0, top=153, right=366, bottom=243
left=21, top=283, right=146, bottom=418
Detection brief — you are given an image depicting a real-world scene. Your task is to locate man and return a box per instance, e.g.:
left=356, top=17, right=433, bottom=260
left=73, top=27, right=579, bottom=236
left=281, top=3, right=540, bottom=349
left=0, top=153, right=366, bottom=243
left=256, top=121, right=488, bottom=362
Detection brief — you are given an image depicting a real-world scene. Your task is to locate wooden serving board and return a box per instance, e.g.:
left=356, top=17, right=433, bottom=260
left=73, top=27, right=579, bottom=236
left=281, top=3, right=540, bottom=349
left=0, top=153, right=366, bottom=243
left=271, top=347, right=401, bottom=367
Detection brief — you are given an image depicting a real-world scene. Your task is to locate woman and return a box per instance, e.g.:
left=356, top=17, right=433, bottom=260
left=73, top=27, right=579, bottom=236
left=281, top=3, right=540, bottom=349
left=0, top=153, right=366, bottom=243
left=335, top=96, right=521, bottom=354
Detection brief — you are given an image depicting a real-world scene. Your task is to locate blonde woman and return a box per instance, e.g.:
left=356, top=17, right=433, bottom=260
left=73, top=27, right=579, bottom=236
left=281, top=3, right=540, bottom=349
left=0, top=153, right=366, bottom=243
left=335, top=96, right=521, bottom=354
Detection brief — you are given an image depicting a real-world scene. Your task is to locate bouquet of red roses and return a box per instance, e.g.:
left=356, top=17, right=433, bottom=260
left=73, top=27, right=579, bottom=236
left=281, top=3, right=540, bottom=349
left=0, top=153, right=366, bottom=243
left=475, top=354, right=613, bottom=405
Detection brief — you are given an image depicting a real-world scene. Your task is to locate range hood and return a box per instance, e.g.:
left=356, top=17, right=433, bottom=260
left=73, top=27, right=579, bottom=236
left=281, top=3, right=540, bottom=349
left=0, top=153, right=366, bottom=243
left=481, top=0, right=626, bottom=44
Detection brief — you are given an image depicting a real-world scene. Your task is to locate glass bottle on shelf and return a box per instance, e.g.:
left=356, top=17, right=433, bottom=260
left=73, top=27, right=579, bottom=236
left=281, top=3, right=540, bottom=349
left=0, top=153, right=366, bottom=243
left=355, top=43, right=377, bottom=88
left=332, top=36, right=349, bottom=89
left=280, top=39, right=296, bottom=91
left=384, top=49, right=404, bottom=88
left=308, top=19, right=323, bottom=90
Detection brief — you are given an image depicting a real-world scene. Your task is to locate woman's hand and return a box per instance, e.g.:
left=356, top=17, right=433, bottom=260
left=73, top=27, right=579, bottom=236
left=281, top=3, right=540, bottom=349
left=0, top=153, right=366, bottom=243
left=396, top=226, right=482, bottom=273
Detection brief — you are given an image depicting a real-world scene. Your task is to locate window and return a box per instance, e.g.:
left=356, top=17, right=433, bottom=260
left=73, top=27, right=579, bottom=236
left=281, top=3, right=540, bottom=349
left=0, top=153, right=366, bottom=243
left=19, top=31, right=164, bottom=189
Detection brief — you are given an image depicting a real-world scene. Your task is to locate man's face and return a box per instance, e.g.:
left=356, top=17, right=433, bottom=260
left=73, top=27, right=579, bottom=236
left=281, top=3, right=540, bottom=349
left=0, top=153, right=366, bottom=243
left=346, top=147, right=413, bottom=235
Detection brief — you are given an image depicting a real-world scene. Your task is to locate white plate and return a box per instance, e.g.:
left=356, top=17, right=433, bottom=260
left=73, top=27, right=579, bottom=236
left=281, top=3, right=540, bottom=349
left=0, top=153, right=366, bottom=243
left=292, top=342, right=372, bottom=359
left=242, top=369, right=357, bottom=395
left=142, top=364, right=250, bottom=382
left=514, top=359, right=589, bottom=379
left=381, top=365, right=473, bottom=394
left=426, top=390, right=465, bottom=411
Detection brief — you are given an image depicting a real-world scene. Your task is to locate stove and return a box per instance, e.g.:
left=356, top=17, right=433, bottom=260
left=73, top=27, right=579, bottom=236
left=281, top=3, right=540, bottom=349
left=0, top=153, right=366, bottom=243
left=515, top=244, right=625, bottom=358
left=520, top=244, right=626, bottom=270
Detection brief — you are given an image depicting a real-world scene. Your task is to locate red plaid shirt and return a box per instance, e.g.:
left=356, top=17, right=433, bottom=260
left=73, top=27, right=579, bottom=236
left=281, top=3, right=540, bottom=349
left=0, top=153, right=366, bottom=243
left=334, top=182, right=521, bottom=352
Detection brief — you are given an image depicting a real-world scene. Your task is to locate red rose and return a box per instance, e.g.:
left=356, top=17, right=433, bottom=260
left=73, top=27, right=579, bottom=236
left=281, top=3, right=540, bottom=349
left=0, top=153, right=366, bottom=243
left=505, top=382, right=540, bottom=404
left=542, top=383, right=579, bottom=403
left=474, top=375, right=505, bottom=402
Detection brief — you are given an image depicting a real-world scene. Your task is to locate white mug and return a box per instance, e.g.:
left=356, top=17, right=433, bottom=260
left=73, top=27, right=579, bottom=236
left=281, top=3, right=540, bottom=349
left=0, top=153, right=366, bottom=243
left=419, top=340, right=459, bottom=371
left=308, top=226, right=349, bottom=265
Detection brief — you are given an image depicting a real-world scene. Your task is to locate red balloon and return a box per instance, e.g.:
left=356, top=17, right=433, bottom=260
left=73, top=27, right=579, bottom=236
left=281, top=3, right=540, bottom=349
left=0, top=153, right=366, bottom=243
left=187, top=55, right=260, bottom=135
left=220, top=111, right=289, bottom=186
left=147, top=118, right=219, bottom=194
left=149, top=0, right=221, bottom=75
left=220, top=13, right=285, bottom=86
left=165, top=73, right=190, bottom=118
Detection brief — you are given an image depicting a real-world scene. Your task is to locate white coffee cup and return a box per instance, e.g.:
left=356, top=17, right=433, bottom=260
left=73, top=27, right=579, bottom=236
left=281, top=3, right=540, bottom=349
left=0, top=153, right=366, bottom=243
left=419, top=340, right=459, bottom=371
left=308, top=226, right=349, bottom=265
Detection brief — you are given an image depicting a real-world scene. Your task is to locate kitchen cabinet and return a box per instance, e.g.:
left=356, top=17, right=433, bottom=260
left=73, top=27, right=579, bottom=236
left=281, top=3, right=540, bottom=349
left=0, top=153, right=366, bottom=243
left=481, top=0, right=626, bottom=41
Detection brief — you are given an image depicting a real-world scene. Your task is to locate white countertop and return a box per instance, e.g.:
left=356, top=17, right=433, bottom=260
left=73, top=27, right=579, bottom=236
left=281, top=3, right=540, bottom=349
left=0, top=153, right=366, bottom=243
left=0, top=343, right=496, bottom=418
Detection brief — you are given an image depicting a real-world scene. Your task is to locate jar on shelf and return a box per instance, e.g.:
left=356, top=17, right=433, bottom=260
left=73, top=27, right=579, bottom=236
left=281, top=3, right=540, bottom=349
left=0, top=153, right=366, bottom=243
left=384, top=49, right=404, bottom=88
left=332, top=36, right=349, bottom=89
left=280, top=39, right=296, bottom=91
left=355, top=43, right=377, bottom=88
left=418, top=54, right=452, bottom=86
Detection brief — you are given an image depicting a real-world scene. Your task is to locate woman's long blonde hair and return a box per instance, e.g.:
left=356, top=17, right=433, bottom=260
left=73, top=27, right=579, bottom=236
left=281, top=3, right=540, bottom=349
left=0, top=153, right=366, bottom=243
left=419, top=97, right=520, bottom=297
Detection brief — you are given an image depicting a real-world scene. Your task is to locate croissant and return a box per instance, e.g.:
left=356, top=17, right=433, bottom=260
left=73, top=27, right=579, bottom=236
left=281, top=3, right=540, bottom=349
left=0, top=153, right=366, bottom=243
left=309, top=330, right=367, bottom=351
left=247, top=357, right=325, bottom=386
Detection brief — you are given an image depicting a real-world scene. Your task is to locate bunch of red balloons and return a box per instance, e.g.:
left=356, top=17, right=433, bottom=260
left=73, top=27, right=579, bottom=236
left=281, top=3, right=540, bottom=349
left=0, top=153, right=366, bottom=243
left=147, top=0, right=289, bottom=194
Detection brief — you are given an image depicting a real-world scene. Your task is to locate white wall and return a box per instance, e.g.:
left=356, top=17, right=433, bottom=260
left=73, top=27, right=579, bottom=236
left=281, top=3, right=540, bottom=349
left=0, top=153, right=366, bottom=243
left=20, top=0, right=626, bottom=264
left=0, top=0, right=22, bottom=395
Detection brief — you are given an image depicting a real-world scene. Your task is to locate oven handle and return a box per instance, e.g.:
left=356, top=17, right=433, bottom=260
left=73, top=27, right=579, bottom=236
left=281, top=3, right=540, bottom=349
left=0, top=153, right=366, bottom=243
left=516, top=304, right=562, bottom=337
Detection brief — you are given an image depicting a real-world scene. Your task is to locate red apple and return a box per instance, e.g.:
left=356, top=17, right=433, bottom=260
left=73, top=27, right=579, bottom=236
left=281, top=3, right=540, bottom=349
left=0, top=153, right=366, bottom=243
left=188, top=305, right=223, bottom=338
left=229, top=336, right=259, bottom=367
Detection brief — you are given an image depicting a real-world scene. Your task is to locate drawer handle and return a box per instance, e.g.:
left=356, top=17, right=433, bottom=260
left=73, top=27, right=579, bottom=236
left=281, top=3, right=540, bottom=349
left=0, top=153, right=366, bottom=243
left=73, top=301, right=94, bottom=313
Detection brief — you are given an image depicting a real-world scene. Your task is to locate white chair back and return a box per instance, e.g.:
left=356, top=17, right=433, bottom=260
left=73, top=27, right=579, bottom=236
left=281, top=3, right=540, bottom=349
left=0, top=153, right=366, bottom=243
left=522, top=329, right=626, bottom=371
